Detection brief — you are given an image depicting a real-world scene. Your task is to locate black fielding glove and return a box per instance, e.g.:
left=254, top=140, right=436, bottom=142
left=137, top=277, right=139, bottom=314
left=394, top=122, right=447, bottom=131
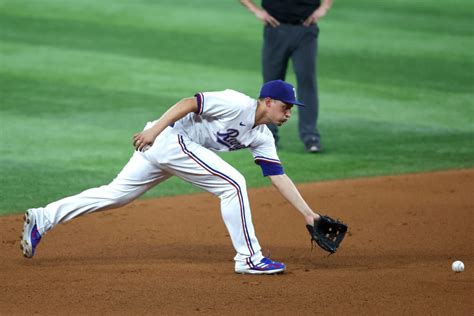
left=306, top=215, right=348, bottom=254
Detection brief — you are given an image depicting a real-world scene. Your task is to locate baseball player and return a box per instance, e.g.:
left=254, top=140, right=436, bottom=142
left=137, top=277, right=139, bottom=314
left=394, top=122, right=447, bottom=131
left=21, top=80, right=346, bottom=274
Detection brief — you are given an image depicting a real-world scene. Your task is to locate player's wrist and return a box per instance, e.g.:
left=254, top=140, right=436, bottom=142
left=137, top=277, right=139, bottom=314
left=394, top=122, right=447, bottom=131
left=305, top=214, right=319, bottom=225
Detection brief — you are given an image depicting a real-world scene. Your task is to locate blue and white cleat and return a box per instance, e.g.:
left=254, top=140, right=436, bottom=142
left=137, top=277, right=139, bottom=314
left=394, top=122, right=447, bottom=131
left=20, top=209, right=42, bottom=258
left=235, top=257, right=286, bottom=275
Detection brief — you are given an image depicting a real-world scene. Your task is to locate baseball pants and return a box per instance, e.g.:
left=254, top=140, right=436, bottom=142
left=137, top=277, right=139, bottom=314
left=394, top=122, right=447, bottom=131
left=33, top=126, right=264, bottom=264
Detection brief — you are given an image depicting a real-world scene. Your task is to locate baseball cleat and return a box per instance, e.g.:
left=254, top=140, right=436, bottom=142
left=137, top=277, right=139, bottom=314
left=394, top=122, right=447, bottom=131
left=235, top=257, right=286, bottom=275
left=20, top=209, right=42, bottom=258
left=304, top=139, right=320, bottom=153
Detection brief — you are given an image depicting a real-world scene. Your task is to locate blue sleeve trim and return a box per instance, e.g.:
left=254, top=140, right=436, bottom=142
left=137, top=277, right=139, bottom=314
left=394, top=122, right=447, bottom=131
left=254, top=155, right=280, bottom=164
left=256, top=160, right=284, bottom=177
left=194, top=93, right=204, bottom=115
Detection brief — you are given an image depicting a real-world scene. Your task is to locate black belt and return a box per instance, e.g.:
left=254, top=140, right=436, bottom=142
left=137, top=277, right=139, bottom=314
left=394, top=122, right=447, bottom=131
left=280, top=20, right=304, bottom=25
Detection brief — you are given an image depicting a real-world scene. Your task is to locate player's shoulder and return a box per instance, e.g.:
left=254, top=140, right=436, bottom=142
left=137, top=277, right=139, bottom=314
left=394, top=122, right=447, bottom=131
left=251, top=124, right=275, bottom=143
left=201, top=90, right=256, bottom=116
left=203, top=89, right=250, bottom=100
left=209, top=89, right=253, bottom=103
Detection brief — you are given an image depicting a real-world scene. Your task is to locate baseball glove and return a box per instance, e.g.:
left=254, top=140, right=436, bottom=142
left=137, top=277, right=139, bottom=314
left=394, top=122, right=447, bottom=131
left=306, top=215, right=348, bottom=254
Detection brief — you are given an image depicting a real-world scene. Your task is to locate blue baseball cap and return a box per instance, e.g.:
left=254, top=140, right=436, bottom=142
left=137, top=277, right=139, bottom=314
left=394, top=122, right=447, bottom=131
left=259, top=80, right=304, bottom=106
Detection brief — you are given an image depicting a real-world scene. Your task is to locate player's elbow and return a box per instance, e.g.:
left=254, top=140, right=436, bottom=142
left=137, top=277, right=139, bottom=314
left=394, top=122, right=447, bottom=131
left=174, top=97, right=198, bottom=115
left=269, top=174, right=286, bottom=187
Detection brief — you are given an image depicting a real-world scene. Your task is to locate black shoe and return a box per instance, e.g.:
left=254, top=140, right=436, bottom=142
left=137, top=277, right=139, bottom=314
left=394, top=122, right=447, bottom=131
left=305, top=140, right=321, bottom=153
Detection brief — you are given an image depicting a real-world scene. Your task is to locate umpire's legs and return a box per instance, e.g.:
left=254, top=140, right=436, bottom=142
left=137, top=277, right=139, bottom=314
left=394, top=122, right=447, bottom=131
left=292, top=24, right=320, bottom=146
left=262, top=24, right=292, bottom=144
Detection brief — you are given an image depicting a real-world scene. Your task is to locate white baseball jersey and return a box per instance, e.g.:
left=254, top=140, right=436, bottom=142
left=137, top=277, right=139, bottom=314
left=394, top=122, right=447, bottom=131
left=32, top=89, right=280, bottom=271
left=173, top=89, right=284, bottom=176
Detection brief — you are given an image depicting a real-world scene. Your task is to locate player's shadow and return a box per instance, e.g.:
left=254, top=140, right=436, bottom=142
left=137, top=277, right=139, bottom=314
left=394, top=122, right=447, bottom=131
left=22, top=243, right=235, bottom=267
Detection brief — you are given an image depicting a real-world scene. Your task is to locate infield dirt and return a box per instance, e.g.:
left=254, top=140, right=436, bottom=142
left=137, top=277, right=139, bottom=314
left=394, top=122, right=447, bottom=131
left=1, top=169, right=473, bottom=314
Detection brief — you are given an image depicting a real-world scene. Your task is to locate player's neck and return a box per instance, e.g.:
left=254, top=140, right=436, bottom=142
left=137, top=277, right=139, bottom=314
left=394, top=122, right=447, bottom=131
left=253, top=100, right=268, bottom=127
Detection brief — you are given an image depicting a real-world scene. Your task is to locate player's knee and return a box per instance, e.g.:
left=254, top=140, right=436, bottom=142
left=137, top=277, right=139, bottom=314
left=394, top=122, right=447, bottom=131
left=101, top=182, right=142, bottom=208
left=102, top=189, right=136, bottom=208
left=221, top=173, right=246, bottom=197
left=110, top=197, right=129, bottom=208
left=231, top=173, right=246, bottom=188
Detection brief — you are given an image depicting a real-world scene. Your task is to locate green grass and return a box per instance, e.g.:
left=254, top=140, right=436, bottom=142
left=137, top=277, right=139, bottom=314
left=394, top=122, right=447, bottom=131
left=1, top=0, right=473, bottom=215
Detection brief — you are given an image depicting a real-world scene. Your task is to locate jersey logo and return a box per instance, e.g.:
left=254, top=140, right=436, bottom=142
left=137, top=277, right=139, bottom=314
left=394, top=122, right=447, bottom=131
left=217, top=129, right=246, bottom=151
left=239, top=122, right=246, bottom=126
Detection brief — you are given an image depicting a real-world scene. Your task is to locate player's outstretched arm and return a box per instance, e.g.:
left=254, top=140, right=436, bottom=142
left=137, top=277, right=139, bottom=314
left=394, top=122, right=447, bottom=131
left=270, top=174, right=348, bottom=253
left=269, top=174, right=320, bottom=225
left=133, top=97, right=198, bottom=151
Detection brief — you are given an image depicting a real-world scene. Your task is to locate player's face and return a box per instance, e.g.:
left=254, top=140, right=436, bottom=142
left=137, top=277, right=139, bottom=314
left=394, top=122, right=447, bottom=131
left=270, top=100, right=293, bottom=126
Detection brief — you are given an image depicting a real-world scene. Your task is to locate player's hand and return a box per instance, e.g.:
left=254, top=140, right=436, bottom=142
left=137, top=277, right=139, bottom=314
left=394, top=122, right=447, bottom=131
left=255, top=9, right=280, bottom=27
left=133, top=129, right=157, bottom=152
left=303, top=7, right=327, bottom=26
left=305, top=214, right=320, bottom=226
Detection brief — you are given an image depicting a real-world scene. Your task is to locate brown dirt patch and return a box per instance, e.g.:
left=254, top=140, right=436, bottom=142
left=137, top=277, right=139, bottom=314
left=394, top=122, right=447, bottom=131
left=1, top=169, right=473, bottom=314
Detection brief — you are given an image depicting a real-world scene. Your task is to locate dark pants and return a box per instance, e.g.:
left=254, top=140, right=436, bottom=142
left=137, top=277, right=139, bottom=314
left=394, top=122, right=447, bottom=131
left=262, top=24, right=320, bottom=147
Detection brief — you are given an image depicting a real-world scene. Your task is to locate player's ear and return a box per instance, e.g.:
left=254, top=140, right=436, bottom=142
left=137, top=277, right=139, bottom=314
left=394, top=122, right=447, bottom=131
left=264, top=97, right=273, bottom=108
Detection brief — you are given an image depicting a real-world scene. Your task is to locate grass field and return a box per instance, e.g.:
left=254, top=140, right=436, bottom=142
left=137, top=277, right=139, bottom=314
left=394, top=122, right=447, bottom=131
left=1, top=0, right=473, bottom=215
